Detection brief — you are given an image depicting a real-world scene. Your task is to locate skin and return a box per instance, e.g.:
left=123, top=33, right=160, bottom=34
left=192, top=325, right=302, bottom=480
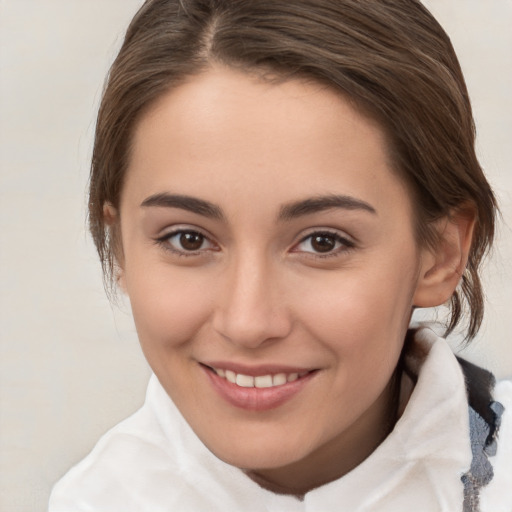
left=112, top=66, right=472, bottom=496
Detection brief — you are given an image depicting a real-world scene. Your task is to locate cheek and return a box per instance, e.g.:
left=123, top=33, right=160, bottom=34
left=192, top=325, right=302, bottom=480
left=124, top=260, right=213, bottom=351
left=293, top=253, right=419, bottom=367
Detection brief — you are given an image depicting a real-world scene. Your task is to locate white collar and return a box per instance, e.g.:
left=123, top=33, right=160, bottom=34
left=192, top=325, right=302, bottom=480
left=146, top=327, right=472, bottom=511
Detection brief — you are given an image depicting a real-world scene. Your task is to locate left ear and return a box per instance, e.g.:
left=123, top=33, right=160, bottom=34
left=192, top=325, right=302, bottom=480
left=413, top=207, right=476, bottom=308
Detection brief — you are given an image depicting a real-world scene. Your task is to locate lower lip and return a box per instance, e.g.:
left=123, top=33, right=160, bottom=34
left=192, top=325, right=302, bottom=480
left=202, top=366, right=316, bottom=411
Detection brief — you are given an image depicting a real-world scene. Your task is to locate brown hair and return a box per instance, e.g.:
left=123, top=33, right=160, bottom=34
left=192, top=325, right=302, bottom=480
left=89, top=0, right=497, bottom=340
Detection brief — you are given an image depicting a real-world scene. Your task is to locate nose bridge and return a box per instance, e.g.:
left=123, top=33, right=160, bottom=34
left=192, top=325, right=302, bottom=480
left=213, top=247, right=291, bottom=348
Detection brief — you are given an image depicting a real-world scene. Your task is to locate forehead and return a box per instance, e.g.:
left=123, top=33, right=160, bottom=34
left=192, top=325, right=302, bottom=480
left=123, top=65, right=412, bottom=220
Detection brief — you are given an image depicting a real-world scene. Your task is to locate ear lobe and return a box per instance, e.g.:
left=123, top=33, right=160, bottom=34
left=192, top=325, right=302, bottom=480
left=413, top=209, right=476, bottom=308
left=116, top=269, right=127, bottom=293
left=103, top=202, right=118, bottom=225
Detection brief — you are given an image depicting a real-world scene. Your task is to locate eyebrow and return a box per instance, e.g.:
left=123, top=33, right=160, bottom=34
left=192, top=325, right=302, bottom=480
left=278, top=194, right=377, bottom=220
left=140, top=192, right=376, bottom=221
left=140, top=193, right=224, bottom=220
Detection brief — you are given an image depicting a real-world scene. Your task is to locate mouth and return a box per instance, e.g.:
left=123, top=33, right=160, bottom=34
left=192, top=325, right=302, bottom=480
left=200, top=363, right=318, bottom=411
left=207, top=365, right=311, bottom=388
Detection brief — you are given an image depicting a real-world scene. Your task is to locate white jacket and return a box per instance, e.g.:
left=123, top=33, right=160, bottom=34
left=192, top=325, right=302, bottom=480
left=49, top=328, right=512, bottom=512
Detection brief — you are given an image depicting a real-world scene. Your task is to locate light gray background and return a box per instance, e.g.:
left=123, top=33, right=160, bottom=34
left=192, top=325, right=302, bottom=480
left=0, top=1, right=511, bottom=510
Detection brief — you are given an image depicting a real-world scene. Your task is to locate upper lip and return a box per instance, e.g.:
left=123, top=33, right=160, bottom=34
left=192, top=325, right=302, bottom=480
left=201, top=361, right=315, bottom=376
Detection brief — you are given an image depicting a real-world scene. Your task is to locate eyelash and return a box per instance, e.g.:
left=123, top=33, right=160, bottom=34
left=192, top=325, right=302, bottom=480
left=154, top=228, right=355, bottom=259
left=292, top=230, right=355, bottom=259
left=154, top=228, right=217, bottom=257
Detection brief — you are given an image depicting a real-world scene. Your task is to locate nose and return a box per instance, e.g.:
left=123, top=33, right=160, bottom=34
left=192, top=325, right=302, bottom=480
left=212, top=250, right=293, bottom=349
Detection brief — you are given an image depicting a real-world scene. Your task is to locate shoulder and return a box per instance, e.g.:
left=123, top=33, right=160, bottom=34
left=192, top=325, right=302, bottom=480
left=480, top=380, right=512, bottom=512
left=408, top=329, right=511, bottom=511
left=457, top=354, right=512, bottom=511
left=49, top=415, right=173, bottom=512
left=48, top=375, right=255, bottom=512
left=48, top=378, right=181, bottom=512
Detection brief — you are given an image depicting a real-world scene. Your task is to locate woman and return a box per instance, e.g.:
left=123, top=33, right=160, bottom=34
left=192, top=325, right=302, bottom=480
left=49, top=0, right=511, bottom=510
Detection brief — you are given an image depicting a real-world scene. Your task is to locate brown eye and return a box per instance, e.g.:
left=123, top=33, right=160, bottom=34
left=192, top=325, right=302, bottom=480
left=310, top=234, right=336, bottom=253
left=293, top=230, right=354, bottom=256
left=179, top=232, right=204, bottom=251
left=159, top=229, right=215, bottom=254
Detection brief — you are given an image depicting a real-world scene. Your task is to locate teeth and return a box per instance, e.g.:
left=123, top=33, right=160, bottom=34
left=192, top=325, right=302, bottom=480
left=272, top=373, right=287, bottom=386
left=254, top=375, right=273, bottom=388
left=236, top=374, right=254, bottom=388
left=213, top=368, right=307, bottom=388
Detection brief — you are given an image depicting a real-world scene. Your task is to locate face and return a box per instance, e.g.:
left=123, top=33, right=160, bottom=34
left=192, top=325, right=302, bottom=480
left=117, top=66, right=433, bottom=490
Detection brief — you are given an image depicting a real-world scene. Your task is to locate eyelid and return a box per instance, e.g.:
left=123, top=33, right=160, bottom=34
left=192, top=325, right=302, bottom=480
left=154, top=224, right=219, bottom=255
left=157, top=223, right=210, bottom=239
left=291, top=228, right=356, bottom=256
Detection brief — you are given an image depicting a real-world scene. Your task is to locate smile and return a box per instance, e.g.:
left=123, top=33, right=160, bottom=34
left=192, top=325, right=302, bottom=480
left=211, top=367, right=310, bottom=388
left=201, top=363, right=317, bottom=411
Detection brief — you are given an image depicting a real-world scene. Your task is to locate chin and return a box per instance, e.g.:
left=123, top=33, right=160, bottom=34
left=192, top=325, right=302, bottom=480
left=205, top=433, right=311, bottom=470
